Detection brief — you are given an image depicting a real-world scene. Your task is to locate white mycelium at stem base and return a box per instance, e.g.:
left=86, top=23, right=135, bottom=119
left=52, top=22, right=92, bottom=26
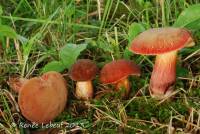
left=76, top=81, right=93, bottom=100
left=150, top=51, right=177, bottom=98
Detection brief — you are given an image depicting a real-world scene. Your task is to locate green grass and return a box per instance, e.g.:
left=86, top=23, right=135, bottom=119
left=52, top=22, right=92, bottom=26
left=0, top=0, right=200, bottom=133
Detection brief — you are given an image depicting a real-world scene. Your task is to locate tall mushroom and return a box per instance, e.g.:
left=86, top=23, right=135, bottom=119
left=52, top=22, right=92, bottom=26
left=129, top=27, right=194, bottom=99
left=18, top=71, right=67, bottom=124
left=69, top=59, right=98, bottom=100
left=100, top=59, right=140, bottom=97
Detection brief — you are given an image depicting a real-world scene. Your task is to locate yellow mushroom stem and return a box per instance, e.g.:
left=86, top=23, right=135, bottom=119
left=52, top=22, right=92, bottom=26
left=76, top=81, right=93, bottom=100
left=150, top=51, right=177, bottom=99
left=115, top=77, right=130, bottom=97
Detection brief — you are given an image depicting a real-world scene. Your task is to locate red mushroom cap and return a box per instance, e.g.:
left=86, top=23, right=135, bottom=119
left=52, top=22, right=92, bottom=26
left=69, top=59, right=98, bottom=81
left=100, top=59, right=140, bottom=84
left=129, top=27, right=193, bottom=55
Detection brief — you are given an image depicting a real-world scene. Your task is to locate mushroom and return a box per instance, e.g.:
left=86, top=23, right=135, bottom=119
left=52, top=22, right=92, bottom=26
left=18, top=71, right=67, bottom=124
left=100, top=59, right=141, bottom=97
left=129, top=27, right=194, bottom=99
left=69, top=59, right=98, bottom=100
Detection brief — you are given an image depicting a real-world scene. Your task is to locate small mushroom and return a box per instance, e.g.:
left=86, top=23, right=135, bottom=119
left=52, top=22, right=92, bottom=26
left=129, top=27, right=194, bottom=99
left=100, top=59, right=140, bottom=97
left=18, top=71, right=67, bottom=124
left=69, top=59, right=98, bottom=100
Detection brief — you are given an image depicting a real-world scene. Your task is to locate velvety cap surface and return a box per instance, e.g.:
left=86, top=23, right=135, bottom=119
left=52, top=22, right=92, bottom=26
left=129, top=27, right=193, bottom=55
left=18, top=71, right=67, bottom=124
left=69, top=59, right=98, bottom=81
left=100, top=59, right=140, bottom=84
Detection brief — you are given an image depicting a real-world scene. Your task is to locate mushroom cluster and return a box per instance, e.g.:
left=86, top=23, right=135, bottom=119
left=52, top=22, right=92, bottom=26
left=8, top=27, right=194, bottom=125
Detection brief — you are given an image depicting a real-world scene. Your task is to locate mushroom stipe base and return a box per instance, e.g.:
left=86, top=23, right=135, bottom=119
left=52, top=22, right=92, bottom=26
left=150, top=51, right=177, bottom=99
left=115, top=78, right=131, bottom=97
left=75, top=81, right=93, bottom=100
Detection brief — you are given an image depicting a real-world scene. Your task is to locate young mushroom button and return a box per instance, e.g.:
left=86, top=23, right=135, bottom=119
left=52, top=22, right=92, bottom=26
left=69, top=59, right=98, bottom=100
left=100, top=59, right=141, bottom=97
left=129, top=27, right=194, bottom=99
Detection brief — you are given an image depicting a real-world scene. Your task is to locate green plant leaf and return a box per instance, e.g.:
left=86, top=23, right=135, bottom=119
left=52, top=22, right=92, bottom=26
left=0, top=6, right=3, bottom=15
left=60, top=43, right=87, bottom=69
left=173, top=4, right=200, bottom=30
left=97, top=39, right=113, bottom=53
left=136, top=0, right=145, bottom=6
left=123, top=47, right=133, bottom=60
left=128, top=22, right=145, bottom=44
left=42, top=61, right=65, bottom=73
left=65, top=5, right=75, bottom=18
left=0, top=24, right=17, bottom=38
